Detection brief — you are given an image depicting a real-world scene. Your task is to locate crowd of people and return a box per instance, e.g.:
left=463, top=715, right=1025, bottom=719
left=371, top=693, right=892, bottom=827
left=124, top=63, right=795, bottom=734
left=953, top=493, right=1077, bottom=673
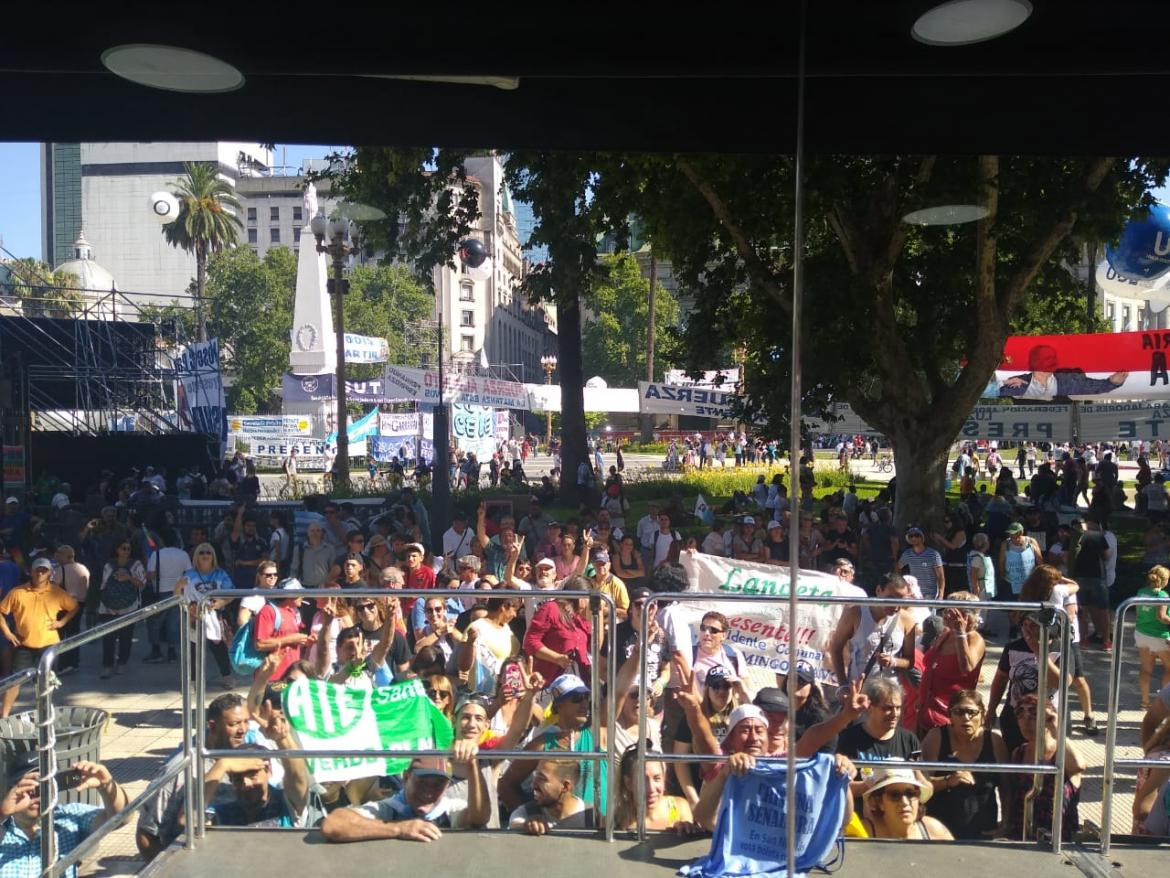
left=0, top=437, right=1168, bottom=873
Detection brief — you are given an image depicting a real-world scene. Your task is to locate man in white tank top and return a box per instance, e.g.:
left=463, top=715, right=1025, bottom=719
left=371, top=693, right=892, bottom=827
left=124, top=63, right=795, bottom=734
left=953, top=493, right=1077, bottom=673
left=829, top=574, right=919, bottom=689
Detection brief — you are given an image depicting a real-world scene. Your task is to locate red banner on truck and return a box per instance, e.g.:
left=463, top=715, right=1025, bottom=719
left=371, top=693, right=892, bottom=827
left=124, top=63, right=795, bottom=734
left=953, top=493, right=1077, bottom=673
left=991, top=330, right=1170, bottom=400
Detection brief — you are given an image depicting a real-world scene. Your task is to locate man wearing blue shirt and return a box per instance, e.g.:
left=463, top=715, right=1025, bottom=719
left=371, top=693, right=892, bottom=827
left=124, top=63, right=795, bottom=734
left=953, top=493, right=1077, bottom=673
left=0, top=756, right=127, bottom=878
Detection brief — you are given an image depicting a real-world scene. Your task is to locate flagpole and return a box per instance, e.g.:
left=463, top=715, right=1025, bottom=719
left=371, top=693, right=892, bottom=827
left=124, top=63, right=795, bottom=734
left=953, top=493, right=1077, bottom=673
left=786, top=5, right=807, bottom=878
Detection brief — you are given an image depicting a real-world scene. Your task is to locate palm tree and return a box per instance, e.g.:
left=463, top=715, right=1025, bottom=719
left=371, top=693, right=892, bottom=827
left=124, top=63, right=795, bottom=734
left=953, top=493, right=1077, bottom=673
left=4, top=258, right=85, bottom=318
left=163, top=162, right=243, bottom=340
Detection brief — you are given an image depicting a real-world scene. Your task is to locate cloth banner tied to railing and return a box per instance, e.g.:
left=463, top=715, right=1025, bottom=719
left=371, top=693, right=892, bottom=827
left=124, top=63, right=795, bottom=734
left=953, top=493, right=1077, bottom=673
left=283, top=676, right=453, bottom=783
left=679, top=554, right=851, bottom=684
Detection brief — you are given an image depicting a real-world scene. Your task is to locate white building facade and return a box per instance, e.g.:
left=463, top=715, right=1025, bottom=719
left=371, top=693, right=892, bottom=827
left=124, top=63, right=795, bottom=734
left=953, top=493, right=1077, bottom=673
left=41, top=142, right=272, bottom=302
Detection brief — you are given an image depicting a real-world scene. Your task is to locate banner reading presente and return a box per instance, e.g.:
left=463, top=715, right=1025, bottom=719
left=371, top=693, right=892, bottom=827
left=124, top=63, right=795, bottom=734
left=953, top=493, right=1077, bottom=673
left=680, top=553, right=849, bottom=684
left=283, top=677, right=453, bottom=783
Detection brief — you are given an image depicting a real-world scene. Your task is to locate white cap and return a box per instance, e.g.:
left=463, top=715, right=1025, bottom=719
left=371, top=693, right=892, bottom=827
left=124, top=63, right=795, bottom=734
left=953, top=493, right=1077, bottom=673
left=4, top=497, right=17, bottom=504
left=535, top=558, right=557, bottom=570
left=742, top=516, right=756, bottom=525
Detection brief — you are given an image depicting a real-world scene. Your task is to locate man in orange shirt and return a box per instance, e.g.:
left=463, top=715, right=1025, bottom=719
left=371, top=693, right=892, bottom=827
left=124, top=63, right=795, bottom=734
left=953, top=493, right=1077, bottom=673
left=0, top=557, right=79, bottom=716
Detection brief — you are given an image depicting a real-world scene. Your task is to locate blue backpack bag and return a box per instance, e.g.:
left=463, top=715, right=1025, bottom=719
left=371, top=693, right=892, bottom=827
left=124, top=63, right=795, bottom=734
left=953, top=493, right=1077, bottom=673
left=229, top=603, right=281, bottom=675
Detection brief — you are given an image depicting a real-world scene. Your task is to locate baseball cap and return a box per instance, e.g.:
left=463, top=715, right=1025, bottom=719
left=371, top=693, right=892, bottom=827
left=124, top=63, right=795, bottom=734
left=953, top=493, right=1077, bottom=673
left=4, top=497, right=18, bottom=505
left=705, top=666, right=731, bottom=686
left=549, top=673, right=590, bottom=704
left=408, top=757, right=452, bottom=782
left=767, top=520, right=783, bottom=530
left=742, top=516, right=756, bottom=525
left=366, top=534, right=388, bottom=551
left=592, top=550, right=610, bottom=564
left=1005, top=522, right=1024, bottom=535
left=279, top=577, right=303, bottom=591
left=905, top=526, right=924, bottom=538
left=535, top=558, right=557, bottom=570
left=629, top=585, right=654, bottom=602
left=754, top=687, right=791, bottom=714
left=30, top=558, right=53, bottom=572
left=404, top=542, right=426, bottom=555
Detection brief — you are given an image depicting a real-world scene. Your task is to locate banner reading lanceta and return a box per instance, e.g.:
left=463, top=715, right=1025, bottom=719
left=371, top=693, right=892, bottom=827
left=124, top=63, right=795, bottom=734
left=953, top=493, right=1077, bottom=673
left=679, top=553, right=849, bottom=684
left=990, top=330, right=1170, bottom=401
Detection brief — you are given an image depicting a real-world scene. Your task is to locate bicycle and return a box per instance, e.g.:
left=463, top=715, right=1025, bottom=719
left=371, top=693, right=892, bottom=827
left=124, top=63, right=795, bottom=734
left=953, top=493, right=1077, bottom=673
left=875, top=455, right=895, bottom=474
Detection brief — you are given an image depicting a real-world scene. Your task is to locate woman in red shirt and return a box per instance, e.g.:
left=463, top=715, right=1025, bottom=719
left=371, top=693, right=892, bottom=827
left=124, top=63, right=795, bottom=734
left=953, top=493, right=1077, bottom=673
left=523, top=574, right=594, bottom=684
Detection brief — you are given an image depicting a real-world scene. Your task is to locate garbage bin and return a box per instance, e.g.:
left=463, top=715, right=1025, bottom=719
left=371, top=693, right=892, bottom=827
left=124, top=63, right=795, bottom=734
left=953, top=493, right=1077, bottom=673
left=0, top=707, right=108, bottom=806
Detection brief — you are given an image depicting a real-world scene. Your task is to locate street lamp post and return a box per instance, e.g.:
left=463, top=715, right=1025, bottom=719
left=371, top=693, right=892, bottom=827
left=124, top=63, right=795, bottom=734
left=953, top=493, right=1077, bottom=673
left=541, top=354, right=557, bottom=449
left=311, top=212, right=355, bottom=488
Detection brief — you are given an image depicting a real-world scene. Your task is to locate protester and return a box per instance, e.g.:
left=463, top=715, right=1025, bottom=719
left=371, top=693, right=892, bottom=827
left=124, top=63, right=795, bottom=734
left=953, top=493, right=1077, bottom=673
left=613, top=747, right=693, bottom=831
left=904, top=591, right=985, bottom=736
left=321, top=749, right=490, bottom=842
left=1, top=754, right=129, bottom=872
left=1135, top=565, right=1170, bottom=710
left=860, top=768, right=953, bottom=840
left=177, top=543, right=237, bottom=690
left=920, top=689, right=1010, bottom=840
left=50, top=544, right=89, bottom=672
left=1007, top=695, right=1084, bottom=841
left=0, top=558, right=79, bottom=717
left=97, top=538, right=147, bottom=677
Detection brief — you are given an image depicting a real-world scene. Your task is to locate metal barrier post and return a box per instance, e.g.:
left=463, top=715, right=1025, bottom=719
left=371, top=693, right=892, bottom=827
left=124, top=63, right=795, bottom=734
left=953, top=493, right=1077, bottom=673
left=1022, top=617, right=1050, bottom=842
left=589, top=594, right=601, bottom=837
left=1099, top=596, right=1170, bottom=854
left=635, top=598, right=649, bottom=841
left=35, top=645, right=60, bottom=876
left=180, top=598, right=196, bottom=852
left=605, top=598, right=618, bottom=843
left=1051, top=607, right=1070, bottom=853
left=195, top=596, right=208, bottom=839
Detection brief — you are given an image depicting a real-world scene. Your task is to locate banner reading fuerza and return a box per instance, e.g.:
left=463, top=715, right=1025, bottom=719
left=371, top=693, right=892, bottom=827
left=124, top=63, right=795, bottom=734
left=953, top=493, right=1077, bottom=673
left=639, top=381, right=740, bottom=418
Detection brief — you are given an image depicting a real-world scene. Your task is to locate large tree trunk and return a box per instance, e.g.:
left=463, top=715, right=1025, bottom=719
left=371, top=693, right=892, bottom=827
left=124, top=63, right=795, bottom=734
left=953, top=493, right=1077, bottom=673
left=557, top=291, right=589, bottom=505
left=888, top=427, right=951, bottom=532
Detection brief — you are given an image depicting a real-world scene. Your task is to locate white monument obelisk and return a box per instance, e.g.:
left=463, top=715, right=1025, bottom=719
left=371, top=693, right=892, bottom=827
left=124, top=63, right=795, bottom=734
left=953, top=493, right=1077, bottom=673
left=289, top=183, right=335, bottom=375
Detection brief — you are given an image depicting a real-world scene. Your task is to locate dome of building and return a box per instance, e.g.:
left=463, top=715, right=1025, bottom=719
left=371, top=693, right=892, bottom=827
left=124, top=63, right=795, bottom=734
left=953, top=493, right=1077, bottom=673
left=53, top=230, right=118, bottom=294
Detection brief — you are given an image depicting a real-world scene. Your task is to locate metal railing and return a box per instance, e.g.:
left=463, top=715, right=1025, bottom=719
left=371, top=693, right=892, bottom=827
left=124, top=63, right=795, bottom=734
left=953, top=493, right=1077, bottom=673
left=635, top=592, right=1073, bottom=852
left=1099, top=594, right=1170, bottom=854
left=191, top=587, right=618, bottom=843
left=30, top=594, right=192, bottom=878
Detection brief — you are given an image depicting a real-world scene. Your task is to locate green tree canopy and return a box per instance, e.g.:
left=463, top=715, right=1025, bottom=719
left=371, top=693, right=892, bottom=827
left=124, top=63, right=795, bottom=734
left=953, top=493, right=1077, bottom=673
left=343, top=263, right=434, bottom=380
left=582, top=252, right=678, bottom=386
left=142, top=247, right=295, bottom=413
left=626, top=152, right=1169, bottom=526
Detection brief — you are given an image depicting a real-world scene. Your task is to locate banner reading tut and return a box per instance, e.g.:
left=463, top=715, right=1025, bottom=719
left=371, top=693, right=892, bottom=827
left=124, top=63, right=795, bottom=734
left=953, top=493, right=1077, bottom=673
left=384, top=366, right=529, bottom=410
left=989, top=330, right=1170, bottom=401
left=680, top=553, right=850, bottom=684
left=283, top=677, right=453, bottom=783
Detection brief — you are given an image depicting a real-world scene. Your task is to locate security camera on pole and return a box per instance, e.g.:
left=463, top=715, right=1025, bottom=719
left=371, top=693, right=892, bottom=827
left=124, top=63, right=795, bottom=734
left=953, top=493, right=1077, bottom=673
left=311, top=212, right=357, bottom=488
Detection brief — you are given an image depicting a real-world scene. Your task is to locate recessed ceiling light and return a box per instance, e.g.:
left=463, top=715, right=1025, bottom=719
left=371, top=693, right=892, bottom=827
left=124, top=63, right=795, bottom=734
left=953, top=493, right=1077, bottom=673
left=911, top=0, right=1032, bottom=46
left=903, top=204, right=990, bottom=225
left=101, top=44, right=244, bottom=93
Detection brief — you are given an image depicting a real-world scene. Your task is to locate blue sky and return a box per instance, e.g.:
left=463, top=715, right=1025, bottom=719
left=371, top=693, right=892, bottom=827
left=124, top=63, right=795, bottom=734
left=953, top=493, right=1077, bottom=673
left=0, top=143, right=339, bottom=262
